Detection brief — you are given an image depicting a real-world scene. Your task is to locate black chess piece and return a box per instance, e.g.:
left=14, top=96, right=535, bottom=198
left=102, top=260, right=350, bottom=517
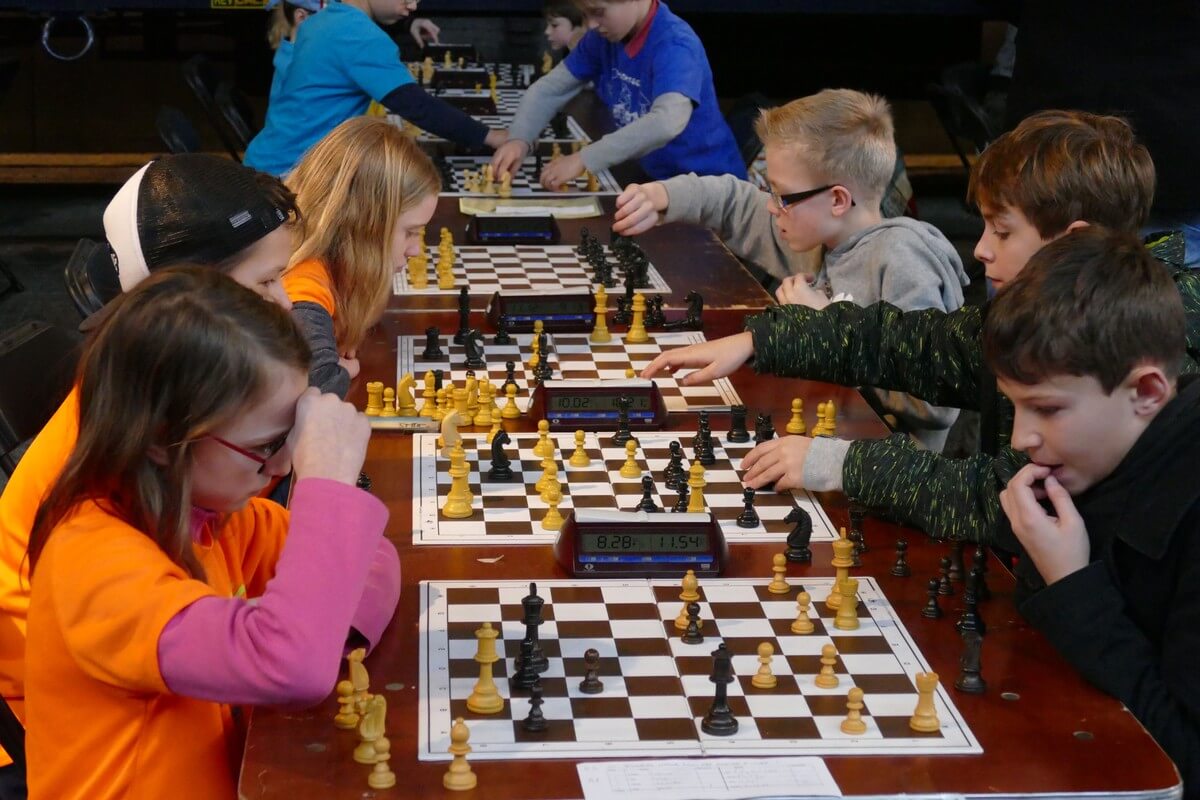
left=672, top=485, right=689, bottom=513
left=683, top=291, right=704, bottom=329
left=512, top=637, right=540, bottom=689
left=454, top=287, right=470, bottom=345
left=753, top=413, right=776, bottom=444
left=646, top=295, right=666, bottom=327
left=948, top=540, right=965, bottom=583
left=433, top=369, right=445, bottom=392
left=503, top=360, right=518, bottom=393
left=523, top=681, right=548, bottom=732
left=937, top=556, right=955, bottom=596
left=664, top=441, right=685, bottom=490
left=957, top=570, right=987, bottom=636
left=422, top=326, right=444, bottom=360
left=487, top=430, right=513, bottom=481
left=463, top=329, right=486, bottom=369
left=921, top=578, right=943, bottom=619
left=846, top=523, right=864, bottom=568
left=973, top=545, right=991, bottom=601
left=536, top=330, right=551, bottom=356
left=611, top=396, right=633, bottom=445
left=694, top=433, right=716, bottom=467
left=783, top=507, right=813, bottom=563
left=356, top=471, right=372, bottom=492
left=735, top=487, right=760, bottom=528
left=890, top=539, right=912, bottom=577
left=551, top=111, right=569, bottom=139
left=494, top=315, right=513, bottom=345
left=681, top=602, right=704, bottom=644
left=579, top=648, right=604, bottom=694
left=613, top=294, right=632, bottom=326
left=519, top=583, right=548, bottom=675
left=636, top=475, right=660, bottom=512
left=700, top=644, right=738, bottom=736
left=849, top=502, right=869, bottom=553
left=727, top=405, right=750, bottom=443
left=954, top=628, right=987, bottom=694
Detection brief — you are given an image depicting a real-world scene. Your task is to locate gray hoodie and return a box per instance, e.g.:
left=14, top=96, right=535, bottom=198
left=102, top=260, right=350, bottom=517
left=659, top=172, right=970, bottom=459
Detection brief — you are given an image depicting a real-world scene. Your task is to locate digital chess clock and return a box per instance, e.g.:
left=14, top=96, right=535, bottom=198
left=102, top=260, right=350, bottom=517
left=487, top=290, right=594, bottom=333
left=530, top=379, right=668, bottom=431
left=431, top=68, right=489, bottom=89
left=555, top=509, right=728, bottom=578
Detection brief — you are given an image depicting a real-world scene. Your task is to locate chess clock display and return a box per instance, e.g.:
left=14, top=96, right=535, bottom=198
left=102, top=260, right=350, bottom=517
left=487, top=289, right=594, bottom=332
left=467, top=215, right=560, bottom=245
left=554, top=509, right=728, bottom=578
left=530, top=379, right=668, bottom=431
left=431, top=68, right=489, bottom=90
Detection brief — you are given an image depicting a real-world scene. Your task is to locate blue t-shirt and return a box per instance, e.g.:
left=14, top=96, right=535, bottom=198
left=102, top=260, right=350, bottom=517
left=245, top=2, right=413, bottom=176
left=268, top=39, right=294, bottom=109
left=563, top=1, right=745, bottom=181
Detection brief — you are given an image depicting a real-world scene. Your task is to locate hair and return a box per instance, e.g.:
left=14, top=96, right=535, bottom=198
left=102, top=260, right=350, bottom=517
left=286, top=117, right=441, bottom=352
left=267, top=2, right=311, bottom=48
left=754, top=89, right=896, bottom=207
left=983, top=226, right=1185, bottom=393
left=968, top=110, right=1155, bottom=238
left=27, top=268, right=311, bottom=580
left=545, top=0, right=584, bottom=25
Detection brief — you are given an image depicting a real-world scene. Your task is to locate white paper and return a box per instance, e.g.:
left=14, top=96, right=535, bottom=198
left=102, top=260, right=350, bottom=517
left=577, top=757, right=841, bottom=800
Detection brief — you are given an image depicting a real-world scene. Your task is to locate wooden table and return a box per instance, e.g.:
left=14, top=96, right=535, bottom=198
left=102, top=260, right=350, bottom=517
left=240, top=272, right=1182, bottom=799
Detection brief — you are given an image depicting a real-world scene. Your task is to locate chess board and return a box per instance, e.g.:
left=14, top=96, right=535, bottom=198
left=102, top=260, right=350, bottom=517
left=436, top=87, right=525, bottom=115
left=413, top=62, right=536, bottom=88
left=393, top=244, right=669, bottom=296
left=440, top=156, right=621, bottom=196
left=410, top=429, right=833, bottom=545
left=418, top=577, right=981, bottom=760
left=397, top=332, right=738, bottom=417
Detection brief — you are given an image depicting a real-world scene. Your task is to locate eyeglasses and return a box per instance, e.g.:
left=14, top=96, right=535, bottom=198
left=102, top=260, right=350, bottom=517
left=768, top=184, right=855, bottom=212
left=207, top=430, right=292, bottom=474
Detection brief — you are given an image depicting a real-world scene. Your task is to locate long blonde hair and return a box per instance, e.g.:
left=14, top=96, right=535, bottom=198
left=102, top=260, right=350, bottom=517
left=286, top=117, right=442, bottom=352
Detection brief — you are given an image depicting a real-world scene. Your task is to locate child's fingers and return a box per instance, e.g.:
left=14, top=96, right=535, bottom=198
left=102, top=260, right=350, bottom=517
left=1043, top=476, right=1081, bottom=526
left=641, top=352, right=679, bottom=378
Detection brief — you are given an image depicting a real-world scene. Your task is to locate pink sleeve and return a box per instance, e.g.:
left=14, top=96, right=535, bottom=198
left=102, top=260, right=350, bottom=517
left=156, top=478, right=393, bottom=707
left=348, top=536, right=401, bottom=654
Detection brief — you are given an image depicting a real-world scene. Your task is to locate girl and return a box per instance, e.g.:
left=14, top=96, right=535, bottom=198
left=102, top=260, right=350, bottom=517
left=0, top=153, right=300, bottom=750
left=24, top=268, right=398, bottom=799
left=284, top=116, right=441, bottom=397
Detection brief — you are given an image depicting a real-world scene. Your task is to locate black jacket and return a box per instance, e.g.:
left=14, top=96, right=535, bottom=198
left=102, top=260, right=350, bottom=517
left=1018, top=375, right=1200, bottom=797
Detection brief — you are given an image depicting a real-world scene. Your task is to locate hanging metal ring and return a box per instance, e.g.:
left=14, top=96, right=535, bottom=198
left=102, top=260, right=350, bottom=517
left=41, top=15, right=95, bottom=62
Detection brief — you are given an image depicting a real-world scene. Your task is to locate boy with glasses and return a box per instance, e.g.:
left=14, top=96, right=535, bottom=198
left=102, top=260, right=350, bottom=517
left=618, top=88, right=970, bottom=452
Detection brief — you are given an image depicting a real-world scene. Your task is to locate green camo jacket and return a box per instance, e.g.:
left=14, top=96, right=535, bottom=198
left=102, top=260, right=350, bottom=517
left=745, top=232, right=1200, bottom=546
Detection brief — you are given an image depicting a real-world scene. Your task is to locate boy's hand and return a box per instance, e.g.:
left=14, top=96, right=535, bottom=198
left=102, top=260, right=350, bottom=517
left=640, top=331, right=754, bottom=384
left=540, top=151, right=585, bottom=190
left=613, top=182, right=669, bottom=235
left=999, top=463, right=1091, bottom=584
left=491, top=139, right=529, bottom=178
left=291, top=388, right=371, bottom=487
left=740, top=435, right=812, bottom=491
left=410, top=18, right=440, bottom=46
left=484, top=129, right=509, bottom=150
left=775, top=274, right=829, bottom=309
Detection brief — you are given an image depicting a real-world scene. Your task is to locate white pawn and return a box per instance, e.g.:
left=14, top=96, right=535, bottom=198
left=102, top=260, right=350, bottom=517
left=444, top=717, right=477, bottom=791
left=568, top=429, right=590, bottom=467
left=751, top=642, right=777, bottom=689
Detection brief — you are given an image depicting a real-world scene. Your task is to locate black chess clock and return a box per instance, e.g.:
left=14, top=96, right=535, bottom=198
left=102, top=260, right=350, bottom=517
left=487, top=290, right=594, bottom=332
left=530, top=380, right=668, bottom=431
left=554, top=509, right=728, bottom=578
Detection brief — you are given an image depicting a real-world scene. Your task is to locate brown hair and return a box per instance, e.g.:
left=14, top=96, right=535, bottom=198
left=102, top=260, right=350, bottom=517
left=754, top=89, right=896, bottom=207
left=287, top=117, right=441, bottom=352
left=27, top=268, right=310, bottom=579
left=983, top=227, right=1185, bottom=393
left=545, top=0, right=584, bottom=25
left=968, top=110, right=1155, bottom=238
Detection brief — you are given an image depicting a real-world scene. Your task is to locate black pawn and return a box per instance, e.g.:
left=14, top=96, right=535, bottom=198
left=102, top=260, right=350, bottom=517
left=954, top=628, right=987, bottom=694
left=611, top=396, right=633, bottom=446
left=937, top=557, right=955, bottom=596
left=681, top=601, right=704, bottom=644
left=523, top=681, right=548, bottom=732
left=454, top=287, right=470, bottom=345
left=973, top=545, right=991, bottom=601
left=494, top=315, right=513, bottom=345
left=503, top=360, right=518, bottom=393
left=849, top=502, right=869, bottom=553
left=664, top=441, right=685, bottom=490
left=576, top=227, right=590, bottom=255
left=921, top=578, right=943, bottom=619
left=948, top=540, right=965, bottom=583
left=700, top=643, right=738, bottom=736
left=672, top=485, right=689, bottom=513
left=727, top=405, right=750, bottom=443
left=783, top=507, right=813, bottom=563
left=422, top=326, right=444, bottom=359
left=433, top=369, right=445, bottom=392
left=890, top=539, right=911, bottom=577
left=847, top=524, right=864, bottom=568
left=754, top=413, right=775, bottom=444
left=579, top=648, right=604, bottom=694
left=636, top=475, right=660, bottom=512
left=735, top=487, right=760, bottom=528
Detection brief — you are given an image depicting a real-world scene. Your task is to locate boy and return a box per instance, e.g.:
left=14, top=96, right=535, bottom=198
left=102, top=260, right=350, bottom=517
left=615, top=89, right=969, bottom=451
left=642, top=110, right=1200, bottom=544
left=491, top=0, right=745, bottom=190
left=544, top=0, right=586, bottom=55
left=989, top=228, right=1199, bottom=795
left=246, top=0, right=505, bottom=177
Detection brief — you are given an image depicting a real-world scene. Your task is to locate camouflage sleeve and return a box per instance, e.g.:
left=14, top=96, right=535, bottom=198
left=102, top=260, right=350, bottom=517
left=842, top=433, right=1028, bottom=547
left=1174, top=271, right=1200, bottom=375
left=745, top=301, right=985, bottom=410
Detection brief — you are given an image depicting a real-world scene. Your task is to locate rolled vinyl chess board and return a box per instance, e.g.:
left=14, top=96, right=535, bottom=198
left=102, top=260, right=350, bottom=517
left=418, top=578, right=981, bottom=760
left=441, top=156, right=621, bottom=196
left=409, top=61, right=535, bottom=88
left=393, top=244, right=669, bottom=295
left=410, top=430, right=833, bottom=545
left=436, top=87, right=525, bottom=114
left=397, top=332, right=736, bottom=416
left=394, top=114, right=589, bottom=144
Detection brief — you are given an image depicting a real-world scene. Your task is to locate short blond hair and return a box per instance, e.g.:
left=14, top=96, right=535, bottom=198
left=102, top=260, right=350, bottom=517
left=755, top=89, right=895, bottom=206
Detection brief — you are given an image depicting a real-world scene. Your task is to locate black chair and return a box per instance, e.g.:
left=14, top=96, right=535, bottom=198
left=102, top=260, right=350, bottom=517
left=156, top=106, right=202, bottom=154
left=724, top=92, right=775, bottom=169
left=63, top=238, right=120, bottom=321
left=0, top=695, right=25, bottom=796
left=181, top=54, right=243, bottom=161
left=214, top=81, right=256, bottom=152
left=926, top=61, right=999, bottom=178
left=0, top=321, right=79, bottom=476
left=0, top=261, right=21, bottom=305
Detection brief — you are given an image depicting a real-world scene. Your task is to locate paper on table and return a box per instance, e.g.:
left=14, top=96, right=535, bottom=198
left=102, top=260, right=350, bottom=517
left=458, top=196, right=603, bottom=218
left=577, top=757, right=841, bottom=800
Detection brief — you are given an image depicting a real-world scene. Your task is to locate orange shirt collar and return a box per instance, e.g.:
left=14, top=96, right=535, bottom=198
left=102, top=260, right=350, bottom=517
left=624, top=0, right=660, bottom=58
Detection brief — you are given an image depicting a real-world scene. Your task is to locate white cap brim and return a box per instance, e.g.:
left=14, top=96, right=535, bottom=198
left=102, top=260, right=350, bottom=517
left=103, top=161, right=153, bottom=293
